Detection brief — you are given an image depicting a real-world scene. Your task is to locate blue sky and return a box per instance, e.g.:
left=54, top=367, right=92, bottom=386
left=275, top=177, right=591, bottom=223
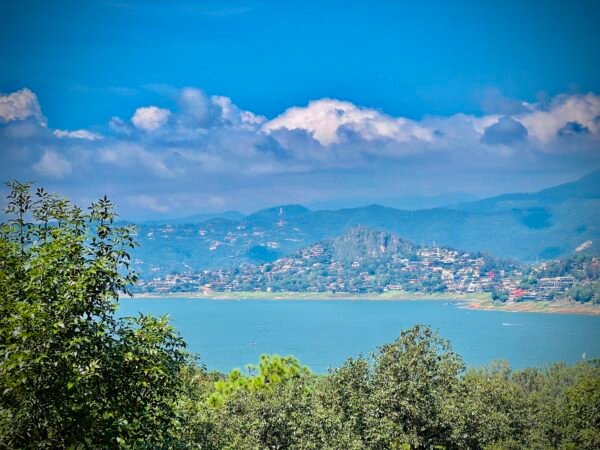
left=1, top=0, right=600, bottom=218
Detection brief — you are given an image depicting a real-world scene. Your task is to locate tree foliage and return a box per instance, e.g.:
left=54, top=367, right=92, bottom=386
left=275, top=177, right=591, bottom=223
left=188, top=329, right=600, bottom=450
left=0, top=181, right=189, bottom=448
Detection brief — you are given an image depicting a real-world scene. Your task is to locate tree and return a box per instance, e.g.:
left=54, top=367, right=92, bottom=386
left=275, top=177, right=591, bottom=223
left=311, top=357, right=372, bottom=449
left=452, top=362, right=528, bottom=449
left=562, top=373, right=600, bottom=449
left=492, top=290, right=509, bottom=302
left=367, top=325, right=464, bottom=449
left=0, top=182, right=189, bottom=448
left=201, top=355, right=314, bottom=450
left=570, top=285, right=594, bottom=303
left=208, top=354, right=310, bottom=407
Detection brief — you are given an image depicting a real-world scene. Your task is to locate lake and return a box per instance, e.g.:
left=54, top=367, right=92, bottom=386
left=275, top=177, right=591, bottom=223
left=118, top=298, right=600, bottom=373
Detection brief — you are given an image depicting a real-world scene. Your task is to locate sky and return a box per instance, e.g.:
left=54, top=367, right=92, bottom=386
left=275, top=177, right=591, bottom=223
left=1, top=0, right=600, bottom=219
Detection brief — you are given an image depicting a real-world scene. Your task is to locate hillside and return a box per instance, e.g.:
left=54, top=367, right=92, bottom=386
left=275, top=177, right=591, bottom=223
left=130, top=171, right=600, bottom=277
left=136, top=227, right=599, bottom=304
left=450, top=170, right=600, bottom=213
left=520, top=252, right=600, bottom=303
left=136, top=227, right=521, bottom=295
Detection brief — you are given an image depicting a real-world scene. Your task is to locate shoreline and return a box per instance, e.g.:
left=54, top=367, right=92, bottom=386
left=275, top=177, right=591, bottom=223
left=131, top=291, right=485, bottom=301
left=463, top=297, right=600, bottom=316
left=128, top=291, right=600, bottom=315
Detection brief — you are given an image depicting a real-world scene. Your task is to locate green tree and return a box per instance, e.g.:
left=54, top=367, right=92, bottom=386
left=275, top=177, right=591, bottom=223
left=208, top=354, right=310, bottom=407
left=562, top=372, right=600, bottom=449
left=367, top=325, right=464, bottom=449
left=0, top=182, right=189, bottom=448
left=453, top=362, right=528, bottom=449
left=311, top=357, right=372, bottom=449
left=570, top=285, right=594, bottom=303
left=202, top=355, right=314, bottom=450
left=492, top=290, right=509, bottom=302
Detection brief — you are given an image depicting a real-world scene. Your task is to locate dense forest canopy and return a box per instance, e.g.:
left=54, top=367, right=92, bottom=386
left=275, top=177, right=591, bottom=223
left=1, top=182, right=599, bottom=449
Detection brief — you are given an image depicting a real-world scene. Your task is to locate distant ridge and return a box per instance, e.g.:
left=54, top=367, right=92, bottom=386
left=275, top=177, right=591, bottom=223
left=140, top=210, right=245, bottom=225
left=131, top=170, right=600, bottom=277
left=449, top=169, right=600, bottom=214
left=244, top=205, right=311, bottom=224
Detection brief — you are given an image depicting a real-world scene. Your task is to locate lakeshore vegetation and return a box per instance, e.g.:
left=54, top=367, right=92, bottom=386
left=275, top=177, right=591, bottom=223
left=1, top=183, right=599, bottom=449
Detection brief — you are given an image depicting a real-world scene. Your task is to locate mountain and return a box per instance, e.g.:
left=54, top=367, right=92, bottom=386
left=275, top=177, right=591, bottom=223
left=140, top=210, right=244, bottom=225
left=307, top=192, right=480, bottom=211
left=243, top=205, right=311, bottom=226
left=445, top=169, right=600, bottom=257
left=449, top=169, right=600, bottom=214
left=130, top=171, right=600, bottom=277
left=136, top=227, right=521, bottom=295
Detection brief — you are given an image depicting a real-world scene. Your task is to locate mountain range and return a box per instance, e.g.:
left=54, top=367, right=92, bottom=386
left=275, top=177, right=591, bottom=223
left=130, top=170, right=600, bottom=278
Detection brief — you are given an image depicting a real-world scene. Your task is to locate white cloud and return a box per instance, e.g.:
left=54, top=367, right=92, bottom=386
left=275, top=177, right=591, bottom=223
left=33, top=150, right=72, bottom=178
left=53, top=129, right=103, bottom=140
left=0, top=88, right=45, bottom=124
left=519, top=93, right=600, bottom=143
left=211, top=95, right=266, bottom=127
left=262, top=98, right=433, bottom=145
left=262, top=94, right=600, bottom=152
left=131, top=106, right=171, bottom=132
left=179, top=88, right=212, bottom=125
left=176, top=88, right=265, bottom=129
left=109, top=116, right=132, bottom=134
left=1, top=86, right=599, bottom=209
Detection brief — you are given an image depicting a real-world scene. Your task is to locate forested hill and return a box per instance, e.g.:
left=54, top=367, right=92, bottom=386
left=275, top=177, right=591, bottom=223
left=137, top=227, right=521, bottom=295
left=130, top=171, right=599, bottom=278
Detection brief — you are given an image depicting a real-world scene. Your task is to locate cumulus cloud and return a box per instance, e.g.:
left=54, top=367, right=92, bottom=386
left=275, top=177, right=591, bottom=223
left=178, top=88, right=218, bottom=127
left=0, top=88, right=45, bottom=124
left=481, top=117, right=528, bottom=145
left=131, top=106, right=171, bottom=132
left=211, top=95, right=266, bottom=127
left=262, top=98, right=432, bottom=145
left=519, top=93, right=600, bottom=143
left=33, top=150, right=72, bottom=178
left=174, top=88, right=266, bottom=130
left=1, top=86, right=599, bottom=216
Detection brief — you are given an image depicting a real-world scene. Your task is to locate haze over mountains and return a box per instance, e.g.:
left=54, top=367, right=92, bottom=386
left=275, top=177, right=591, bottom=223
left=130, top=170, right=600, bottom=278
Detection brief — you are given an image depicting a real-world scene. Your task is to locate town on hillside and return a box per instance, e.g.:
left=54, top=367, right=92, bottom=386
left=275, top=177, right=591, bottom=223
left=133, top=228, right=600, bottom=304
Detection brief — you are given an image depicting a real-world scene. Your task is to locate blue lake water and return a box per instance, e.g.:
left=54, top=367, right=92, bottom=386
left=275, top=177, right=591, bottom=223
left=118, top=298, right=600, bottom=373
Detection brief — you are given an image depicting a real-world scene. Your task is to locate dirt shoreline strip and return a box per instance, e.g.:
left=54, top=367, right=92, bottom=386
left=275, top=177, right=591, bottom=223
left=127, top=292, right=600, bottom=316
